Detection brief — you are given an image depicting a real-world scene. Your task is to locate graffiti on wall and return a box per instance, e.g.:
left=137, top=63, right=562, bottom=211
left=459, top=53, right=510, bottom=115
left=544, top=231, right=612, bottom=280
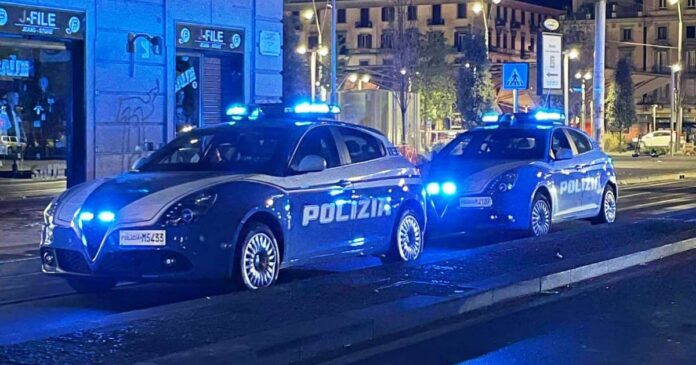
left=115, top=80, right=159, bottom=124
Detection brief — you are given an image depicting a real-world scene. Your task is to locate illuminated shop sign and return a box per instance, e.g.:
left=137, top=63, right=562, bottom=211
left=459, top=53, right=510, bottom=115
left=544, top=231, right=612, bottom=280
left=176, top=23, right=244, bottom=53
left=0, top=56, right=31, bottom=77
left=0, top=4, right=85, bottom=39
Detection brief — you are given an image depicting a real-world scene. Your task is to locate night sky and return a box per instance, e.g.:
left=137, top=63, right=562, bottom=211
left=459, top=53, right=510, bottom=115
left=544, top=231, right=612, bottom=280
left=522, top=0, right=572, bottom=10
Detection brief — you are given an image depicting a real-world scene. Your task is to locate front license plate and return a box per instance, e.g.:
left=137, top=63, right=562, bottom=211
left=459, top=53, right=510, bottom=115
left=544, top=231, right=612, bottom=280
left=459, top=197, right=493, bottom=208
left=119, top=230, right=166, bottom=246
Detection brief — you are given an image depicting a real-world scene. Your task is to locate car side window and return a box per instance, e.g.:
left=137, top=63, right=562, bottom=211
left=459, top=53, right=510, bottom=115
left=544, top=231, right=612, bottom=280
left=291, top=127, right=341, bottom=170
left=338, top=127, right=386, bottom=163
left=551, top=129, right=573, bottom=159
left=567, top=129, right=592, bottom=154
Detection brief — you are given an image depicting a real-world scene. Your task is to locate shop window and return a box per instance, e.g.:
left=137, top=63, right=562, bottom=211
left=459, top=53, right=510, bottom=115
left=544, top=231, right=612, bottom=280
left=175, top=55, right=200, bottom=133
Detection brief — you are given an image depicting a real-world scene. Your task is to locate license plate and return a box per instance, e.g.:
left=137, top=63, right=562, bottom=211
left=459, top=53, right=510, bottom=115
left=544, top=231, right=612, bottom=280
left=119, top=230, right=166, bottom=246
left=459, top=197, right=493, bottom=208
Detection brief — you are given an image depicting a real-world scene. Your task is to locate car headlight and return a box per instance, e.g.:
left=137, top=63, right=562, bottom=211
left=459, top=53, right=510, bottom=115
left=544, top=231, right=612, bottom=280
left=161, top=191, right=217, bottom=226
left=490, top=171, right=519, bottom=193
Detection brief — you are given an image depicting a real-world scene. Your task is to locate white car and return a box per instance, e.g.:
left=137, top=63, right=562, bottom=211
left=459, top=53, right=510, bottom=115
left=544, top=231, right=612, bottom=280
left=636, top=130, right=685, bottom=149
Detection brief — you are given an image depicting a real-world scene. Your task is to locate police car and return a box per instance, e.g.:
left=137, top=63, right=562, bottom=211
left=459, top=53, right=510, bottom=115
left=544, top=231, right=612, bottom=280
left=41, top=104, right=426, bottom=292
left=426, top=111, right=617, bottom=237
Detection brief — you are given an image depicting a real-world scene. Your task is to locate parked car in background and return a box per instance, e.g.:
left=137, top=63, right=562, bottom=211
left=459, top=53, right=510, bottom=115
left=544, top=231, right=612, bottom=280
left=635, top=130, right=685, bottom=149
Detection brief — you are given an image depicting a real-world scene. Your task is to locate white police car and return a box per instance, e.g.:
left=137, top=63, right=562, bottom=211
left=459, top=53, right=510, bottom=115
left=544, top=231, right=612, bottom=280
left=41, top=104, right=426, bottom=291
left=426, top=111, right=617, bottom=237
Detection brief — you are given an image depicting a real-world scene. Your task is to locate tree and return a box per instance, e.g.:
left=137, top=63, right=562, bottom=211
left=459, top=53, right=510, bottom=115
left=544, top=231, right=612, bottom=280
left=383, top=0, right=419, bottom=145
left=414, top=31, right=457, bottom=130
left=604, top=82, right=617, bottom=130
left=282, top=16, right=309, bottom=104
left=455, top=31, right=495, bottom=125
left=611, top=57, right=636, bottom=133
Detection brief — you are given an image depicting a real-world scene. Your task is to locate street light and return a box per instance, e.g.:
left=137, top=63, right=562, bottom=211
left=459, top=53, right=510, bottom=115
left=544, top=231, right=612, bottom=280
left=669, top=0, right=684, bottom=151
left=347, top=73, right=371, bottom=90
left=670, top=63, right=681, bottom=156
left=575, top=71, right=592, bottom=132
left=296, top=44, right=328, bottom=101
left=564, top=48, right=580, bottom=125
left=473, top=0, right=502, bottom=57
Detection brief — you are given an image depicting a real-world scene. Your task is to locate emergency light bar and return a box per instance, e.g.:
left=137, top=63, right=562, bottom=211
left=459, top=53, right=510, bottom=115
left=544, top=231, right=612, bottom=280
left=226, top=104, right=262, bottom=121
left=534, top=110, right=565, bottom=122
left=481, top=112, right=500, bottom=123
left=287, top=102, right=341, bottom=115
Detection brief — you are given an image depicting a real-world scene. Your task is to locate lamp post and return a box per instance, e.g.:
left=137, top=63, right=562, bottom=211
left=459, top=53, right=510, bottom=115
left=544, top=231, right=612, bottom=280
left=669, top=0, right=683, bottom=151
left=564, top=48, right=580, bottom=125
left=670, top=63, right=681, bottom=156
left=296, top=44, right=329, bottom=101
left=652, top=104, right=658, bottom=132
left=575, top=71, right=592, bottom=132
left=472, top=0, right=501, bottom=57
left=300, top=5, right=337, bottom=104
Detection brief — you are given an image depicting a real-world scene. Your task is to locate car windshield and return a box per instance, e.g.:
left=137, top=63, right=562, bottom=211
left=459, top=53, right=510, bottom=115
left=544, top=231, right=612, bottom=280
left=441, top=128, right=547, bottom=160
left=137, top=126, right=296, bottom=175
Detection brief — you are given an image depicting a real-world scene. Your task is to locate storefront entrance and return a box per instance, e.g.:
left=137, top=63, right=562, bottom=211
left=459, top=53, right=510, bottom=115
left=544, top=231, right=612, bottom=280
left=175, top=24, right=244, bottom=134
left=0, top=4, right=85, bottom=186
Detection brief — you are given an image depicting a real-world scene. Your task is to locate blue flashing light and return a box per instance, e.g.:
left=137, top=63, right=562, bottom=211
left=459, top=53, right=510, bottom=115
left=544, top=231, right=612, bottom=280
left=294, top=121, right=314, bottom=126
left=226, top=105, right=247, bottom=117
left=442, top=182, right=457, bottom=195
left=78, top=211, right=94, bottom=222
left=534, top=110, right=564, bottom=121
left=482, top=112, right=499, bottom=123
left=293, top=102, right=341, bottom=114
left=426, top=182, right=441, bottom=195
left=97, top=211, right=116, bottom=223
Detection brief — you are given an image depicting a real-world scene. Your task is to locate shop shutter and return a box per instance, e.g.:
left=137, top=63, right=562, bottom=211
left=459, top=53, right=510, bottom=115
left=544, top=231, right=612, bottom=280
left=201, top=56, right=222, bottom=126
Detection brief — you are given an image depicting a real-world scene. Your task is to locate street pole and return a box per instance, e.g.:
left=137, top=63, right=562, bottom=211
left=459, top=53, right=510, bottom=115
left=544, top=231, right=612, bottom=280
left=581, top=80, right=587, bottom=132
left=563, top=53, right=570, bottom=125
left=593, top=0, right=607, bottom=146
left=330, top=0, right=337, bottom=106
left=670, top=66, right=677, bottom=156
left=513, top=89, right=519, bottom=113
left=652, top=104, right=657, bottom=132
left=676, top=0, right=683, bottom=151
left=310, top=51, right=317, bottom=101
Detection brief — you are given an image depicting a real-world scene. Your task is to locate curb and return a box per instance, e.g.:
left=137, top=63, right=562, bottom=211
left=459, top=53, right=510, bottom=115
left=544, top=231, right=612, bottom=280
left=617, top=171, right=696, bottom=186
left=141, top=236, right=696, bottom=365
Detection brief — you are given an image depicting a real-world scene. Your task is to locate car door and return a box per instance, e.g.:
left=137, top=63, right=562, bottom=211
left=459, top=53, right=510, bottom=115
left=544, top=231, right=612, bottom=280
left=284, top=126, right=355, bottom=262
left=333, top=126, right=395, bottom=253
left=549, top=128, right=584, bottom=220
left=566, top=128, right=603, bottom=213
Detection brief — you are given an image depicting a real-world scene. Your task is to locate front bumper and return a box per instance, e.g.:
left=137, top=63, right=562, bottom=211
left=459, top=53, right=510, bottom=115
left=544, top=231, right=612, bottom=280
left=40, top=223, right=234, bottom=281
left=428, top=194, right=529, bottom=236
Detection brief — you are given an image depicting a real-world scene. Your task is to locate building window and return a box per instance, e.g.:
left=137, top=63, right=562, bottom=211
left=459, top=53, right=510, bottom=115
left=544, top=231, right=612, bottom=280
left=496, top=6, right=502, bottom=19
left=689, top=0, right=696, bottom=8
left=657, top=26, right=668, bottom=40
left=457, top=4, right=467, bottom=19
left=688, top=26, right=696, bottom=39
left=687, top=50, right=696, bottom=71
left=530, top=36, right=535, bottom=52
left=381, top=7, right=395, bottom=22
left=359, top=8, right=370, bottom=25
left=511, top=9, right=516, bottom=22
left=381, top=32, right=394, bottom=48
left=337, top=32, right=348, bottom=55
left=655, top=50, right=667, bottom=72
left=359, top=60, right=369, bottom=66
left=495, top=31, right=501, bottom=48
left=357, top=33, right=372, bottom=49
left=511, top=31, right=517, bottom=50
left=337, top=9, right=346, bottom=24
left=521, top=11, right=526, bottom=25
left=521, top=33, right=526, bottom=54
left=622, top=28, right=632, bottom=41
left=407, top=5, right=417, bottom=20
left=455, top=31, right=468, bottom=51
left=503, top=32, right=508, bottom=49
left=431, top=4, right=444, bottom=25
left=658, top=0, right=667, bottom=9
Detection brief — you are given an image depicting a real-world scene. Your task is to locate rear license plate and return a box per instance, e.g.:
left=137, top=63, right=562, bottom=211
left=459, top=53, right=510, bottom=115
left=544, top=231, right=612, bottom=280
left=459, top=197, right=493, bottom=208
left=119, top=230, right=166, bottom=246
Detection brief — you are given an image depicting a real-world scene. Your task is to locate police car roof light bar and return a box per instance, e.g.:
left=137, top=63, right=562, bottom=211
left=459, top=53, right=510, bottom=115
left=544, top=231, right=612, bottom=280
left=482, top=112, right=500, bottom=123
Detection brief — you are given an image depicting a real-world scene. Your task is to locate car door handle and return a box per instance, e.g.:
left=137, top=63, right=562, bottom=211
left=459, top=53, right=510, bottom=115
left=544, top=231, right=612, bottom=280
left=574, top=164, right=585, bottom=170
left=337, top=179, right=353, bottom=188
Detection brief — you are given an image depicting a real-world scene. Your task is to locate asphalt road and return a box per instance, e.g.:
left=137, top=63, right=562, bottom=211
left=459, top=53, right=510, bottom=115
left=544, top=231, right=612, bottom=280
left=342, top=252, right=696, bottom=365
left=0, top=180, right=694, bottom=363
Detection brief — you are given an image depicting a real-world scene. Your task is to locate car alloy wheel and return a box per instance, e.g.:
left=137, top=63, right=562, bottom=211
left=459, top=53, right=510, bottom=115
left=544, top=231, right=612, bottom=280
left=397, top=213, right=423, bottom=261
left=531, top=197, right=551, bottom=237
left=603, top=189, right=617, bottom=223
left=241, top=230, right=279, bottom=290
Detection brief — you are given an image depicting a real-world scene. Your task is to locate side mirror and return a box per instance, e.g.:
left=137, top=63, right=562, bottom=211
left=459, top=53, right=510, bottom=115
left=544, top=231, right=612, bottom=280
left=296, top=155, right=327, bottom=173
left=555, top=148, right=574, bottom=161
left=131, top=157, right=147, bottom=171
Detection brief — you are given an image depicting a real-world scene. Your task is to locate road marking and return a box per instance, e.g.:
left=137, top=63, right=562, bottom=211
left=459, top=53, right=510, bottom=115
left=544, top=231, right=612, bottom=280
left=620, top=197, right=694, bottom=212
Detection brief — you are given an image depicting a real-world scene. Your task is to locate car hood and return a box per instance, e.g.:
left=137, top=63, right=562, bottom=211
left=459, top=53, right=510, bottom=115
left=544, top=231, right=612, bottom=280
left=53, top=171, right=257, bottom=225
left=429, top=158, right=535, bottom=195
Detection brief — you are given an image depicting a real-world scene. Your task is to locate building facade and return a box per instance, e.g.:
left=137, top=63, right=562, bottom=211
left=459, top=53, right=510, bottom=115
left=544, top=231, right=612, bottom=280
left=285, top=0, right=562, bottom=80
left=568, top=0, right=696, bottom=134
left=0, top=0, right=283, bottom=186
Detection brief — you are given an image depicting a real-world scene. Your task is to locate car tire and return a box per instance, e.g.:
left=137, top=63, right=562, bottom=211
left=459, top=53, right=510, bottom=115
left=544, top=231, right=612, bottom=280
left=235, top=222, right=280, bottom=290
left=66, top=277, right=117, bottom=294
left=529, top=194, right=552, bottom=237
left=591, top=186, right=617, bottom=225
left=383, top=208, right=424, bottom=263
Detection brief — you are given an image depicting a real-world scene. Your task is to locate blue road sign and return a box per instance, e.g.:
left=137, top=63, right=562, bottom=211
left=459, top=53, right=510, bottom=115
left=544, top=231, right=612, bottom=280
left=502, top=62, right=530, bottom=90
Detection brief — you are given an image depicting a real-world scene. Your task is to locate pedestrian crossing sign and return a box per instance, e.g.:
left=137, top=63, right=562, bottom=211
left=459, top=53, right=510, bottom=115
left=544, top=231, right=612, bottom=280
left=502, top=62, right=530, bottom=90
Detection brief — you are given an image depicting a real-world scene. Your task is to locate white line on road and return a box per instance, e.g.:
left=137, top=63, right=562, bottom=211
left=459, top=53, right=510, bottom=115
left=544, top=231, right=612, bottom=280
left=619, top=197, right=694, bottom=212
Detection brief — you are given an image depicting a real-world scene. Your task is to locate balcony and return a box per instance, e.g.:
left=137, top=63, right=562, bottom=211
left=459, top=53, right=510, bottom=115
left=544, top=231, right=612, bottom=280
left=511, top=20, right=521, bottom=29
left=651, top=65, right=670, bottom=75
left=495, top=18, right=507, bottom=27
left=355, top=20, right=373, bottom=28
left=428, top=18, right=445, bottom=26
left=521, top=50, right=530, bottom=59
